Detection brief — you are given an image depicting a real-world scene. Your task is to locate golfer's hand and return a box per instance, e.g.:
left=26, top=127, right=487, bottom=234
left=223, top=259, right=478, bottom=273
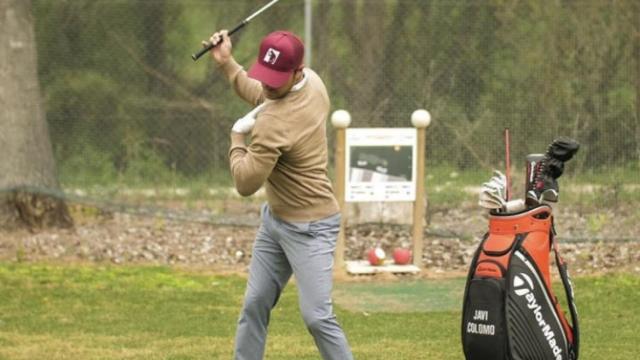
left=232, top=103, right=266, bottom=134
left=203, top=30, right=232, bottom=65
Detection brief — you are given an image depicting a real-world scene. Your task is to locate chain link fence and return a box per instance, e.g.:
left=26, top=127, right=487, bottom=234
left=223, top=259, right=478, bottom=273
left=25, top=0, right=640, bottom=232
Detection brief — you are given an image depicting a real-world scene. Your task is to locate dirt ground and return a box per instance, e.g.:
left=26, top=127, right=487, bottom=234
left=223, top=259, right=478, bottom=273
left=1, top=200, right=638, bottom=278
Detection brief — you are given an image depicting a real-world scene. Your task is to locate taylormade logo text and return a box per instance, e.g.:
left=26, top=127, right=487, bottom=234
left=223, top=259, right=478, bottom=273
left=514, top=274, right=563, bottom=360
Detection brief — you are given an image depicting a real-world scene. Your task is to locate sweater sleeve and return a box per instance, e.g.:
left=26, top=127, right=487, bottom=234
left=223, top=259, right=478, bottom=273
left=219, top=58, right=265, bottom=106
left=228, top=114, right=289, bottom=197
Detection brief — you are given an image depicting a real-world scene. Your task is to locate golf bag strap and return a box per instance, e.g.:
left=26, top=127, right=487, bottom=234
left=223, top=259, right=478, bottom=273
left=551, top=232, right=580, bottom=360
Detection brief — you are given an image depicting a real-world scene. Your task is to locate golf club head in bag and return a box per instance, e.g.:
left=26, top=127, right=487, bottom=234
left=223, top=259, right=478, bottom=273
left=479, top=170, right=508, bottom=211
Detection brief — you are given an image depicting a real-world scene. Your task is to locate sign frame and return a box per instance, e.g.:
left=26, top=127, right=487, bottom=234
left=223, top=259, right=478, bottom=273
left=345, top=128, right=417, bottom=203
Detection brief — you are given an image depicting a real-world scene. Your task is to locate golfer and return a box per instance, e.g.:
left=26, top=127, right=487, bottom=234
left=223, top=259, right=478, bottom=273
left=206, top=30, right=353, bottom=360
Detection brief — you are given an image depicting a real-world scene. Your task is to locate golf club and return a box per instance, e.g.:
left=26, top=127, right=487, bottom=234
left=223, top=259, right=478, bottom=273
left=191, top=0, right=280, bottom=61
left=504, top=128, right=511, bottom=201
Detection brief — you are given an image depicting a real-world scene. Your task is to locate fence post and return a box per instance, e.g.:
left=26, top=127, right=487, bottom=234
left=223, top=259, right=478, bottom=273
left=331, top=110, right=351, bottom=269
left=411, top=109, right=431, bottom=267
left=304, top=0, right=312, bottom=67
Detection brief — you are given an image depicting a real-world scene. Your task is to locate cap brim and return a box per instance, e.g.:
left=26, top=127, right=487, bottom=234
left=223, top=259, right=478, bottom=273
left=248, top=61, right=293, bottom=88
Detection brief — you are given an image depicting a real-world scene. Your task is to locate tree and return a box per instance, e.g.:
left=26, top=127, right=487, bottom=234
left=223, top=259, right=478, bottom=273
left=0, top=0, right=72, bottom=229
left=339, top=0, right=387, bottom=126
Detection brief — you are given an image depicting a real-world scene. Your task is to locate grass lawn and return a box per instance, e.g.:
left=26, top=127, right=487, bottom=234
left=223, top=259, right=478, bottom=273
left=0, top=263, right=638, bottom=359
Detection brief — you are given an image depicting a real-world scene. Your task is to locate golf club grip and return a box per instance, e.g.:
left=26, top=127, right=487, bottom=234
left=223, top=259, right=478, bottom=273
left=191, top=22, right=247, bottom=61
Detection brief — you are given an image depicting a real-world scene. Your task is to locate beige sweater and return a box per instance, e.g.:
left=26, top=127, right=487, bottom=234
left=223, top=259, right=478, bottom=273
left=220, top=59, right=339, bottom=222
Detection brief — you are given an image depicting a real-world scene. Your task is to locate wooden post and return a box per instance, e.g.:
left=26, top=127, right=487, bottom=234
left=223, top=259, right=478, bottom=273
left=411, top=110, right=431, bottom=267
left=331, top=110, right=351, bottom=269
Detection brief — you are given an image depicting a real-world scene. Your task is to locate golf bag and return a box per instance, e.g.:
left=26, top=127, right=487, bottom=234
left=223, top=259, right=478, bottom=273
left=461, top=205, right=579, bottom=360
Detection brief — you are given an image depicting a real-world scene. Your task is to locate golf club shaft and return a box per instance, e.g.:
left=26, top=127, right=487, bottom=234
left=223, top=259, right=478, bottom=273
left=191, top=0, right=280, bottom=61
left=504, top=128, right=511, bottom=201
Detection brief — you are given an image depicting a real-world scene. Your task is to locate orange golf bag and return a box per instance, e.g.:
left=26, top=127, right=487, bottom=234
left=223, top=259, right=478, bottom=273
left=461, top=205, right=579, bottom=360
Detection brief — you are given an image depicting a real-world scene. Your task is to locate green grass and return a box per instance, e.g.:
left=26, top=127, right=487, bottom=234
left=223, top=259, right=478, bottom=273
left=334, top=278, right=467, bottom=313
left=52, top=163, right=640, bottom=211
left=0, top=263, right=638, bottom=359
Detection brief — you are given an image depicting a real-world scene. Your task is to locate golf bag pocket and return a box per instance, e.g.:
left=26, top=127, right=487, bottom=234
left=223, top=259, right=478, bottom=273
left=461, top=205, right=579, bottom=360
left=462, top=278, right=507, bottom=360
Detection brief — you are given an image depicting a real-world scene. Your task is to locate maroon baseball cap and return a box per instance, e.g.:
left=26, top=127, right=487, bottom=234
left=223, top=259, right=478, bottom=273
left=248, top=31, right=304, bottom=88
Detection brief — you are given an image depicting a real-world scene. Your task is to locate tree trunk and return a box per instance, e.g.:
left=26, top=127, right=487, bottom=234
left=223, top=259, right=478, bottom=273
left=635, top=2, right=640, bottom=167
left=0, top=0, right=72, bottom=230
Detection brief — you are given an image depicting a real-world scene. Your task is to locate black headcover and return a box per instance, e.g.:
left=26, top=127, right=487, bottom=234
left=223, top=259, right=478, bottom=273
left=545, top=137, right=580, bottom=173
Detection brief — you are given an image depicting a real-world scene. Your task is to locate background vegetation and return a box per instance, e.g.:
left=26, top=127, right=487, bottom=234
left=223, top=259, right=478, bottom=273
left=32, top=0, right=639, bottom=191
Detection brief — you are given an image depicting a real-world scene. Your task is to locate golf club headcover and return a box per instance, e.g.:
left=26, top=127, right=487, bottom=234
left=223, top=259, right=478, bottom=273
left=547, top=137, right=580, bottom=163
left=461, top=205, right=579, bottom=360
left=544, top=137, right=580, bottom=179
left=544, top=157, right=565, bottom=179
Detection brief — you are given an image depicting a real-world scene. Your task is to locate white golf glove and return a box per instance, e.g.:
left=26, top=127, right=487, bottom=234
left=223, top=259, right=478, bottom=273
left=232, top=103, right=266, bottom=134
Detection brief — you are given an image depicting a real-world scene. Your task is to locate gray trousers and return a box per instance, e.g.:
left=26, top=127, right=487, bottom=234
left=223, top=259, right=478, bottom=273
left=234, top=204, right=353, bottom=360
